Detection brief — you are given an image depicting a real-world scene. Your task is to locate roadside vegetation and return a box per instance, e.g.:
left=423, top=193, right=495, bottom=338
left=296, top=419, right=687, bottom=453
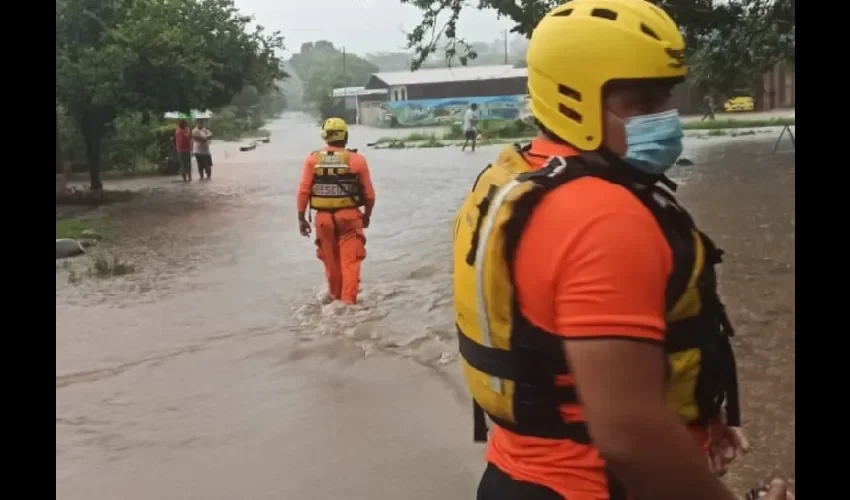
left=372, top=116, right=795, bottom=148
left=56, top=0, right=286, bottom=190
left=57, top=217, right=137, bottom=282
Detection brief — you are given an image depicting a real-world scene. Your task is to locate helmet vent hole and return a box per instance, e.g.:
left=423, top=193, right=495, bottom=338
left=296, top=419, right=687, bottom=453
left=553, top=8, right=573, bottom=17
left=590, top=8, right=618, bottom=21
left=558, top=84, right=581, bottom=102
left=640, top=24, right=661, bottom=40
left=558, top=104, right=583, bottom=124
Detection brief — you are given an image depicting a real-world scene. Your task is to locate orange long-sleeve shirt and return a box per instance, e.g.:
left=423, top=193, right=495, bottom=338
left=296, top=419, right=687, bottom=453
left=297, top=146, right=376, bottom=213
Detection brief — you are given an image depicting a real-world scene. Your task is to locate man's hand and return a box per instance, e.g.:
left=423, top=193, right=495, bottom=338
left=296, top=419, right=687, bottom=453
left=299, top=218, right=312, bottom=237
left=362, top=213, right=371, bottom=229
left=708, top=409, right=750, bottom=477
left=564, top=339, right=738, bottom=500
left=747, top=479, right=794, bottom=500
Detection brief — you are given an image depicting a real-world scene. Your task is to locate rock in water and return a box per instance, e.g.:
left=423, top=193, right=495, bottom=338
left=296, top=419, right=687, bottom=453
left=56, top=239, right=85, bottom=259
left=676, top=158, right=695, bottom=166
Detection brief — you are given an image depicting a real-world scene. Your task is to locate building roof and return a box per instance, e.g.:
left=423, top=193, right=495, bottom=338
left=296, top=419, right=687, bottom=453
left=368, top=65, right=528, bottom=88
left=331, top=86, right=388, bottom=97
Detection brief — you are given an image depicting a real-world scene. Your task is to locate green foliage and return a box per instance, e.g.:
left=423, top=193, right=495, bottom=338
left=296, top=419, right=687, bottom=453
left=289, top=41, right=380, bottom=106
left=56, top=218, right=100, bottom=240
left=682, top=0, right=794, bottom=94
left=366, top=36, right=528, bottom=71
left=56, top=0, right=286, bottom=189
left=104, top=112, right=161, bottom=173
left=210, top=106, right=267, bottom=140
left=400, top=0, right=794, bottom=96
left=56, top=96, right=281, bottom=178
left=57, top=104, right=86, bottom=170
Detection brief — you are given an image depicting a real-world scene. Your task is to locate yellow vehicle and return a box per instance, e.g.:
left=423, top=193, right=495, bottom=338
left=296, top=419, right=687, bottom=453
left=724, top=96, right=754, bottom=112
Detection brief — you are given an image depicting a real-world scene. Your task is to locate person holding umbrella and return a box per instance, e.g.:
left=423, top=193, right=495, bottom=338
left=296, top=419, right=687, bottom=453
left=174, top=119, right=193, bottom=181
left=192, top=118, right=214, bottom=180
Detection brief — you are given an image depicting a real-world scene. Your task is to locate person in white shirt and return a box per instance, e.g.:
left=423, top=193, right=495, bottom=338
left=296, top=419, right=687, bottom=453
left=192, top=119, right=214, bottom=180
left=461, top=103, right=479, bottom=152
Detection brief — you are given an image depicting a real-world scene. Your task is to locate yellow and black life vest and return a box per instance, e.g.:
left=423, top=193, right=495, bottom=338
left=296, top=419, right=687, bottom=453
left=309, top=149, right=364, bottom=211
left=453, top=144, right=740, bottom=443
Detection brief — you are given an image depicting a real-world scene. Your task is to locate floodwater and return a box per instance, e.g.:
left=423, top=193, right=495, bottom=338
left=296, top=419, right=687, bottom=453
left=56, top=113, right=795, bottom=499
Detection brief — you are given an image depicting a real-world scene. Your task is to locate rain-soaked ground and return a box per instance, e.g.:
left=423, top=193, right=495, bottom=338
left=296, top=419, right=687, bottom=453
left=56, top=113, right=795, bottom=499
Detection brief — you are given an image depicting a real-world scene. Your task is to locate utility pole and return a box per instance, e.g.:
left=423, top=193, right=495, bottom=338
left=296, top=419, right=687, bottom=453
left=342, top=46, right=347, bottom=90
left=504, top=30, right=509, bottom=64
left=342, top=46, right=352, bottom=122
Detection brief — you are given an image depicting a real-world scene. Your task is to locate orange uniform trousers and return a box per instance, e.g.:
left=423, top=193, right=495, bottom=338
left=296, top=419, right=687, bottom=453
left=313, top=208, right=366, bottom=304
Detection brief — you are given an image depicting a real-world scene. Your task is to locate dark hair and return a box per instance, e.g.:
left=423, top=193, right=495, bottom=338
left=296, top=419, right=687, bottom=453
left=470, top=103, right=478, bottom=109
left=534, top=119, right=568, bottom=145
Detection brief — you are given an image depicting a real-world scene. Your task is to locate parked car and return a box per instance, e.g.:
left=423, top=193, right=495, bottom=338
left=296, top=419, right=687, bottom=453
left=724, top=96, right=754, bottom=112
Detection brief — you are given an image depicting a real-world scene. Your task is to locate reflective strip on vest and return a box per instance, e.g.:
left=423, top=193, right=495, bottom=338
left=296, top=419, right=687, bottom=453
left=309, top=151, right=362, bottom=211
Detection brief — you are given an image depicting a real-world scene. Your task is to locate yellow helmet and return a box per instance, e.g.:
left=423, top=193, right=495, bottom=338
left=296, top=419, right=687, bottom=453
left=527, top=0, right=687, bottom=151
left=321, top=117, right=349, bottom=142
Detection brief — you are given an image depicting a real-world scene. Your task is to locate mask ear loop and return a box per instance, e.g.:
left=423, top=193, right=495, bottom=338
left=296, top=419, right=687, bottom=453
left=597, top=107, right=628, bottom=164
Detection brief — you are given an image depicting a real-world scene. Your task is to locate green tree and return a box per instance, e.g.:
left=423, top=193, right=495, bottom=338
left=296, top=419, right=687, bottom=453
left=56, top=0, right=285, bottom=190
left=56, top=108, right=63, bottom=175
left=684, top=0, right=794, bottom=94
left=400, top=0, right=793, bottom=96
left=289, top=41, right=379, bottom=106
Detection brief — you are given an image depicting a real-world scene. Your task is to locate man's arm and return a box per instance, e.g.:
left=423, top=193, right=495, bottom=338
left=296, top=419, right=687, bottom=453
left=192, top=129, right=208, bottom=142
left=296, top=155, right=316, bottom=220
left=353, top=154, right=376, bottom=218
left=551, top=210, right=737, bottom=500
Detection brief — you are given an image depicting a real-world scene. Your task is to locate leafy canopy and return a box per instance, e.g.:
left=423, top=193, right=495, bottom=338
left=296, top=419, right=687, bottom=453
left=56, top=0, right=285, bottom=188
left=399, top=0, right=794, bottom=95
left=289, top=41, right=380, bottom=105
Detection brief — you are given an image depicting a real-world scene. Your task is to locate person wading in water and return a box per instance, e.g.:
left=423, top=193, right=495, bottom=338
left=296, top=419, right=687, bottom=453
left=296, top=118, right=376, bottom=305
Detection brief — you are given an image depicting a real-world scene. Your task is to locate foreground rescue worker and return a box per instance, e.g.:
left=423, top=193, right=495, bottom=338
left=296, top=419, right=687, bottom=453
left=297, top=118, right=375, bottom=305
left=452, top=1, right=754, bottom=499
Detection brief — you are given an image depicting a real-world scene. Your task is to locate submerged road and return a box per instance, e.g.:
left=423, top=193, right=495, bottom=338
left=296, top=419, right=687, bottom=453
left=56, top=113, right=795, bottom=499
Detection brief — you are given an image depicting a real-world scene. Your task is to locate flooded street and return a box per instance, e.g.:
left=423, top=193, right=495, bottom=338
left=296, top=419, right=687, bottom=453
left=56, top=113, right=795, bottom=499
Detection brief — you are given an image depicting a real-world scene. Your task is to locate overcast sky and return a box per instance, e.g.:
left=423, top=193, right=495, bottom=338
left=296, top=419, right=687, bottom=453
left=233, top=0, right=515, bottom=56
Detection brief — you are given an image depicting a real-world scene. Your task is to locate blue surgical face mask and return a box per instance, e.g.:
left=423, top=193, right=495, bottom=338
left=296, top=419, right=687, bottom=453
left=622, top=109, right=684, bottom=175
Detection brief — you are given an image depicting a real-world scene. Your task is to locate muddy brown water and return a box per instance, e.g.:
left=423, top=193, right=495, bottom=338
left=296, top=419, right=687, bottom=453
left=56, top=113, right=794, bottom=499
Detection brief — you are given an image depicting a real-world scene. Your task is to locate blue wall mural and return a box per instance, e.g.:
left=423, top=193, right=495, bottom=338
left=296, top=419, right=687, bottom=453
left=379, top=95, right=530, bottom=128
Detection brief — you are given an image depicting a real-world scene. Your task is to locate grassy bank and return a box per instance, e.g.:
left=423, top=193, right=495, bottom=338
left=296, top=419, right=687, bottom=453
left=56, top=217, right=137, bottom=280
left=57, top=218, right=94, bottom=239
left=682, top=117, right=794, bottom=130
left=374, top=116, right=795, bottom=147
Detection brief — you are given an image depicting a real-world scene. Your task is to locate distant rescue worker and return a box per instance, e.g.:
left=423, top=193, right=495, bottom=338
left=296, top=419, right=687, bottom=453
left=297, top=118, right=376, bottom=305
